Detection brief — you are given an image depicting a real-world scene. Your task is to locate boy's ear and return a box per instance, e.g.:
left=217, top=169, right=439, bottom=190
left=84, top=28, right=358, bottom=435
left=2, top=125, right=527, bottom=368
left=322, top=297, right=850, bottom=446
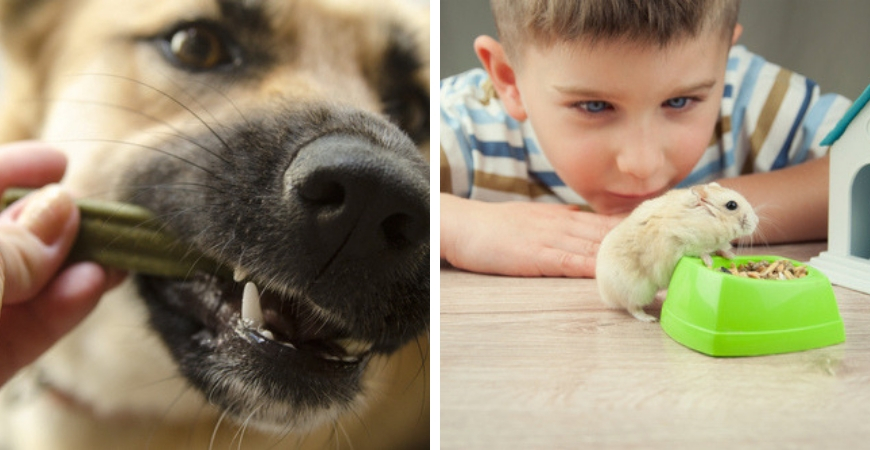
left=731, top=23, right=743, bottom=45
left=473, top=35, right=528, bottom=121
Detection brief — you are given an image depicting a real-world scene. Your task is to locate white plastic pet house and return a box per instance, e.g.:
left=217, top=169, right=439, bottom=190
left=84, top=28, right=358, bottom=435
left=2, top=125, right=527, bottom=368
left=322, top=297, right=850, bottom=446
left=810, top=83, right=870, bottom=294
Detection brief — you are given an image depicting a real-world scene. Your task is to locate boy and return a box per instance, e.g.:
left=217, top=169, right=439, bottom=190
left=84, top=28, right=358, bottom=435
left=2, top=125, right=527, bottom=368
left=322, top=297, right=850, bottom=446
left=440, top=0, right=851, bottom=277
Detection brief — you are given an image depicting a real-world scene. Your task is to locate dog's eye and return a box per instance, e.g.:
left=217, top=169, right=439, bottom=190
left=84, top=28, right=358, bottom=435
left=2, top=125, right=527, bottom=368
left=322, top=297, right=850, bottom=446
left=162, top=23, right=238, bottom=71
left=378, top=31, right=429, bottom=144
left=383, top=90, right=429, bottom=145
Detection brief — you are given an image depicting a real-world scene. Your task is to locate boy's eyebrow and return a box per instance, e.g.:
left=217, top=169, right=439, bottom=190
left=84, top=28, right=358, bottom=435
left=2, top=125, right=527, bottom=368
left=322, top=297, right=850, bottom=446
left=553, top=79, right=718, bottom=98
left=670, top=79, right=719, bottom=94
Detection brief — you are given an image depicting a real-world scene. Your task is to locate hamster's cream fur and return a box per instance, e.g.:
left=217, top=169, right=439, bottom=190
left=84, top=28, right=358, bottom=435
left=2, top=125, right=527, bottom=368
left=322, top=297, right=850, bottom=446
left=596, top=183, right=759, bottom=322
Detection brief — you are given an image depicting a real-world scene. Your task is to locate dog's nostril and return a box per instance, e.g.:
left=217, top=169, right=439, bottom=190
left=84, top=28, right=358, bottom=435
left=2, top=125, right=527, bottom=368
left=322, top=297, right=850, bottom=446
left=299, top=177, right=345, bottom=207
left=382, top=212, right=425, bottom=248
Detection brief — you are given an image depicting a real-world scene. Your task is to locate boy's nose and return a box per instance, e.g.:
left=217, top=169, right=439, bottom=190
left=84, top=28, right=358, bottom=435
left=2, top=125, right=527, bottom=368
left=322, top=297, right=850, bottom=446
left=615, top=127, right=666, bottom=180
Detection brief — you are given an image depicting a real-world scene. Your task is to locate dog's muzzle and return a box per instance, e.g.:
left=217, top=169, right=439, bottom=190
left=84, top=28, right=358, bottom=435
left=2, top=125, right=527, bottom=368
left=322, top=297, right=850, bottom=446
left=126, top=103, right=429, bottom=429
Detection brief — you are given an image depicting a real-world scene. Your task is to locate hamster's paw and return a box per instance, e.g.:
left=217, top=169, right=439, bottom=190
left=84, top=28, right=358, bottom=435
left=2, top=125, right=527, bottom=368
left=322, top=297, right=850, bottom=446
left=702, top=253, right=714, bottom=268
left=717, top=247, right=737, bottom=260
left=628, top=305, right=658, bottom=323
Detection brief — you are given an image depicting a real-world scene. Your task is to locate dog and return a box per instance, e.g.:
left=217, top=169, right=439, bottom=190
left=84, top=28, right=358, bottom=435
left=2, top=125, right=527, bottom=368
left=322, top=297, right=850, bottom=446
left=0, top=0, right=429, bottom=448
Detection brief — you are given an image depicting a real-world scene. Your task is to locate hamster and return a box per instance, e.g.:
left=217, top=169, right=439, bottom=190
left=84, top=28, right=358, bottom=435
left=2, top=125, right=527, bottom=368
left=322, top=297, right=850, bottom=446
left=595, top=182, right=759, bottom=322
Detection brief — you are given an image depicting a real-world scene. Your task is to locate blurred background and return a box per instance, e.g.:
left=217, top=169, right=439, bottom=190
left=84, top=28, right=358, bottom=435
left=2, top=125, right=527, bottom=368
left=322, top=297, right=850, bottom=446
left=441, top=0, right=870, bottom=100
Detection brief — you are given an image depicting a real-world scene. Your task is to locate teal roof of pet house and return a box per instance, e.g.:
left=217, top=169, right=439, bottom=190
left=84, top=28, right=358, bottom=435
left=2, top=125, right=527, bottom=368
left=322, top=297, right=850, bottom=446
left=820, top=83, right=870, bottom=145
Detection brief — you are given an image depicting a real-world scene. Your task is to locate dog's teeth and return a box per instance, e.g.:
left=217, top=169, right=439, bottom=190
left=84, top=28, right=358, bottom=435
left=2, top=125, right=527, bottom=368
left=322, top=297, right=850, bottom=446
left=335, top=339, right=373, bottom=356
left=241, top=282, right=264, bottom=327
left=233, top=267, right=249, bottom=283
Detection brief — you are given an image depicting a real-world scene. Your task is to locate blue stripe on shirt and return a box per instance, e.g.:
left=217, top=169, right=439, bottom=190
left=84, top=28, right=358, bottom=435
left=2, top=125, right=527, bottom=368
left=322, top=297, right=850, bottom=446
left=729, top=54, right=766, bottom=159
left=727, top=54, right=740, bottom=70
left=771, top=78, right=816, bottom=170
left=531, top=171, right=566, bottom=187
left=793, top=93, right=837, bottom=163
left=682, top=53, right=768, bottom=187
left=440, top=107, right=475, bottom=190
left=469, top=135, right=526, bottom=160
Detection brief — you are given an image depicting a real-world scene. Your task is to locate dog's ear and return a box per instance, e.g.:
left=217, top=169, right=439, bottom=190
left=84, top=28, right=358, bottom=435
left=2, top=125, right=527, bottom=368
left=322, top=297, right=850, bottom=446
left=369, top=6, right=429, bottom=154
left=377, top=25, right=429, bottom=147
left=0, top=0, right=70, bottom=140
left=0, top=0, right=68, bottom=61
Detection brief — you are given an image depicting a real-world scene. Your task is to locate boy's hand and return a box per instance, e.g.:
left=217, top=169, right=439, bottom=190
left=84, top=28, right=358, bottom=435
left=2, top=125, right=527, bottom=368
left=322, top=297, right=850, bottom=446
left=441, top=193, right=621, bottom=277
left=0, top=142, right=122, bottom=386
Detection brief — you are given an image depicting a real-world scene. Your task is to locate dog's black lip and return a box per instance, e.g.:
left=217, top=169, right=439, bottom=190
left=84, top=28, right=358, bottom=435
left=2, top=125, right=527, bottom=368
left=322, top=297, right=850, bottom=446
left=137, top=272, right=371, bottom=373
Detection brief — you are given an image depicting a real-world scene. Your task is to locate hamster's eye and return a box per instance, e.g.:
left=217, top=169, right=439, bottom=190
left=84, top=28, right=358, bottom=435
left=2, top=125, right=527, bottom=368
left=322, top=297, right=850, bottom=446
left=725, top=200, right=738, bottom=211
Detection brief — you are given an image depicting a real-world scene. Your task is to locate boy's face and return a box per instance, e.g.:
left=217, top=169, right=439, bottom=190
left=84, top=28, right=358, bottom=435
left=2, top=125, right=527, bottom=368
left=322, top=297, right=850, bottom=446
left=510, top=31, right=733, bottom=215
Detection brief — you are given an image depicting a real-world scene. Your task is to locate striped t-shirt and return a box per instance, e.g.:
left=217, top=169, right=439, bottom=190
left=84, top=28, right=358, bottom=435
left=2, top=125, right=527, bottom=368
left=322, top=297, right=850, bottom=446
left=440, top=45, right=852, bottom=207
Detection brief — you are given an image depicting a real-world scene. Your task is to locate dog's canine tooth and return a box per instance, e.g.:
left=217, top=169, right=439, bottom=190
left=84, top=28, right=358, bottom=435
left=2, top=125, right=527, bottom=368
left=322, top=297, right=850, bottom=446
left=233, top=267, right=249, bottom=283
left=334, top=338, right=373, bottom=357
left=241, top=281, right=264, bottom=327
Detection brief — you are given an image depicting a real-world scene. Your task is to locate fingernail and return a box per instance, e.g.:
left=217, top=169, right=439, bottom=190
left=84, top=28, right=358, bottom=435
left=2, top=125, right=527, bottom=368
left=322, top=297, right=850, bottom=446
left=16, top=185, right=75, bottom=244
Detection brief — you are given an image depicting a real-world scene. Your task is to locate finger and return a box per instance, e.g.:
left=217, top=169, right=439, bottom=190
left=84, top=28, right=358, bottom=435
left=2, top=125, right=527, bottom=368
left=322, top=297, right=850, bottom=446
left=534, top=247, right=597, bottom=278
left=0, top=185, right=79, bottom=305
left=551, top=238, right=601, bottom=262
left=0, top=263, right=107, bottom=384
left=0, top=143, right=67, bottom=193
left=564, top=211, right=622, bottom=242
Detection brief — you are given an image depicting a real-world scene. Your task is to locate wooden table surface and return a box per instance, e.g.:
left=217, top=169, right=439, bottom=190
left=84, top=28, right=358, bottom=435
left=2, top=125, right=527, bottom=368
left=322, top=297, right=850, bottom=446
left=440, top=243, right=870, bottom=449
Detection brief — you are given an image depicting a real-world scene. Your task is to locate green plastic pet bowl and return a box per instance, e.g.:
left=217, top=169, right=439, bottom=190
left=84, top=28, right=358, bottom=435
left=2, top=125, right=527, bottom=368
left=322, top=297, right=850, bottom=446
left=660, top=255, right=845, bottom=357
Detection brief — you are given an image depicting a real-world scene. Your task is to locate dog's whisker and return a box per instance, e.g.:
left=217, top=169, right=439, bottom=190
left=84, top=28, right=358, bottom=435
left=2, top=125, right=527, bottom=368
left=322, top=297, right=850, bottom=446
left=49, top=137, right=224, bottom=181
left=127, top=182, right=229, bottom=199
left=128, top=67, right=254, bottom=138
left=270, top=417, right=306, bottom=450
left=144, top=382, right=196, bottom=450
left=163, top=71, right=256, bottom=133
left=232, top=404, right=263, bottom=450
left=339, top=404, right=370, bottom=450
left=209, top=409, right=230, bottom=450
left=414, top=333, right=431, bottom=421
left=35, top=96, right=233, bottom=167
left=142, top=129, right=233, bottom=165
left=331, top=422, right=342, bottom=450
left=65, top=73, right=237, bottom=163
left=339, top=421, right=357, bottom=450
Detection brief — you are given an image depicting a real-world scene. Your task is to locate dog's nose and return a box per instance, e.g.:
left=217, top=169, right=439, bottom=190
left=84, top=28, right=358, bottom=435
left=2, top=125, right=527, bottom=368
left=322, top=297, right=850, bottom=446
left=285, top=134, right=429, bottom=261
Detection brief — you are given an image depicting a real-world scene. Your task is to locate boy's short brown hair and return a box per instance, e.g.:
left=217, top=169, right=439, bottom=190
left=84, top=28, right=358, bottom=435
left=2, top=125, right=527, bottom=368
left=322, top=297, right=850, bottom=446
left=491, top=0, right=741, bottom=63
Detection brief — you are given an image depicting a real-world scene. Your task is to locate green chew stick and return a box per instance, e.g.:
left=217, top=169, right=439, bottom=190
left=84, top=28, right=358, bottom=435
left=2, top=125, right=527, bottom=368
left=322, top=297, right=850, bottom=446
left=1, top=187, right=231, bottom=279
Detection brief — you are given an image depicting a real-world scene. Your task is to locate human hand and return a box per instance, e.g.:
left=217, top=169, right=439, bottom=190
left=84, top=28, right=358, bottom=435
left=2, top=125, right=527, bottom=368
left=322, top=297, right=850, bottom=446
left=0, top=142, right=122, bottom=385
left=440, top=193, right=622, bottom=277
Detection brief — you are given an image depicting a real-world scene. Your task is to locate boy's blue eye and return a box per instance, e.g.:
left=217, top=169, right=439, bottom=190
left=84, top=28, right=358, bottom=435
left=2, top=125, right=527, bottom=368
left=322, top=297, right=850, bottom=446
left=664, top=97, right=691, bottom=109
left=577, top=101, right=611, bottom=113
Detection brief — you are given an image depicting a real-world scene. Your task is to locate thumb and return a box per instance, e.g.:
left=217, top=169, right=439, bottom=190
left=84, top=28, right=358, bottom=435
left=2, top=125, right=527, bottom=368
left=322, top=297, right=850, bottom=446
left=0, top=185, right=79, bottom=307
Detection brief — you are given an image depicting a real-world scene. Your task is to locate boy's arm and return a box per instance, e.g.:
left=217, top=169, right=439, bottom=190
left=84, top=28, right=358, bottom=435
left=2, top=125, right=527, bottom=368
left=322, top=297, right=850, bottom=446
left=716, top=154, right=828, bottom=244
left=440, top=193, right=620, bottom=277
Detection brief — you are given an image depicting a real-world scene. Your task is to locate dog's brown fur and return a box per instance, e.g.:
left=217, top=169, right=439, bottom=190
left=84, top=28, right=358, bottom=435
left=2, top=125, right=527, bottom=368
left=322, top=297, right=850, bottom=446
left=0, top=0, right=429, bottom=448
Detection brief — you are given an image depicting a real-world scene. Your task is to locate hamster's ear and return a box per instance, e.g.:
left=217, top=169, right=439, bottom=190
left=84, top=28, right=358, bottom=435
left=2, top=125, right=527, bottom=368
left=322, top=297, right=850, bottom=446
left=474, top=35, right=528, bottom=121
left=691, top=185, right=718, bottom=216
